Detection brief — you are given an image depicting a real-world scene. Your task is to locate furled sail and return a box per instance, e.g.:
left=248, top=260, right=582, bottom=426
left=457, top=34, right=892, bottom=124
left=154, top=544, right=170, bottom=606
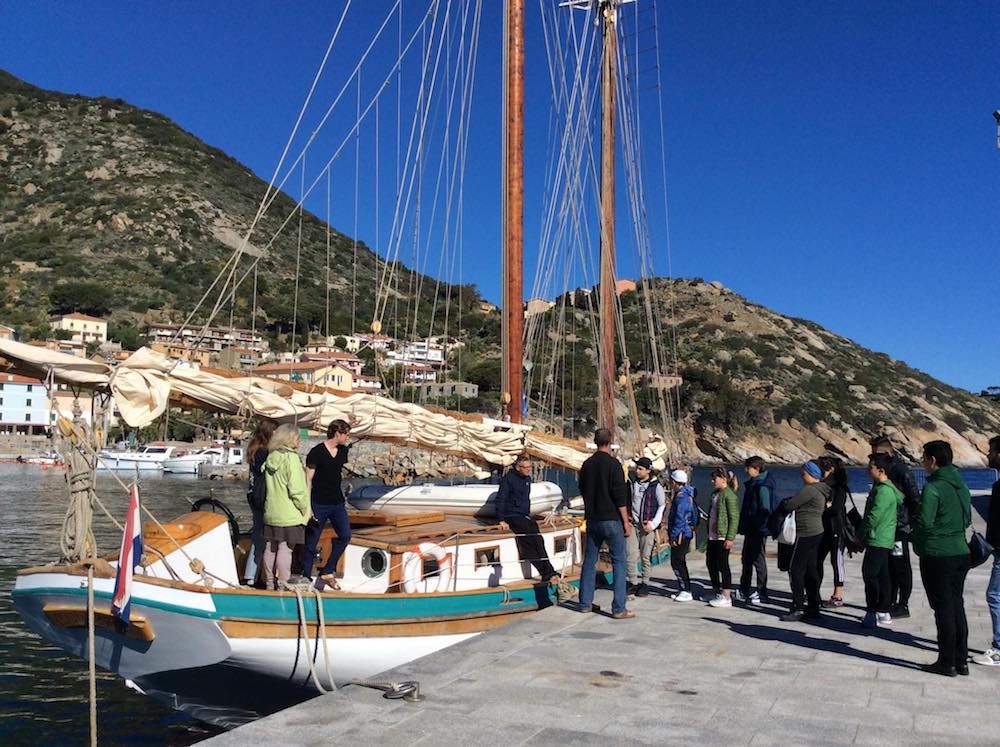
left=0, top=341, right=639, bottom=470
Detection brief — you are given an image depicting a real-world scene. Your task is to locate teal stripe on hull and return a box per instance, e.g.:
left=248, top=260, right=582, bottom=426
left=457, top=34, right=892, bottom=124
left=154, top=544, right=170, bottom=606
left=14, top=578, right=581, bottom=624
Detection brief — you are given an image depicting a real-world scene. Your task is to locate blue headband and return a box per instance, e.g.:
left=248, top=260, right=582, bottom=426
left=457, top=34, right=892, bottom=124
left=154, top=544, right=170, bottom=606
left=803, top=461, right=822, bottom=479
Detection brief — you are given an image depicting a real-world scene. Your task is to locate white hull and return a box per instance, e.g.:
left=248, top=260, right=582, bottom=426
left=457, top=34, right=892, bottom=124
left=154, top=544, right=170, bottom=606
left=95, top=457, right=165, bottom=471
left=162, top=456, right=212, bottom=474
left=347, top=480, right=564, bottom=518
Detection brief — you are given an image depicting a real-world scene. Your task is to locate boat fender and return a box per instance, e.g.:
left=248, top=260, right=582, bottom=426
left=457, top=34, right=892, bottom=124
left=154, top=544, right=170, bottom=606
left=401, top=542, right=453, bottom=594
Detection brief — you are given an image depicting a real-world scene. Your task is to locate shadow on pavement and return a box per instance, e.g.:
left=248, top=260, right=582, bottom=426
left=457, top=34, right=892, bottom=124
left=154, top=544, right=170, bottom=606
left=702, top=617, right=923, bottom=670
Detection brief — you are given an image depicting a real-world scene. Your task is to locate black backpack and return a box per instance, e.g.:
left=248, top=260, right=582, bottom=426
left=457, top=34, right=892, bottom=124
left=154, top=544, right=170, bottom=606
left=247, top=454, right=267, bottom=512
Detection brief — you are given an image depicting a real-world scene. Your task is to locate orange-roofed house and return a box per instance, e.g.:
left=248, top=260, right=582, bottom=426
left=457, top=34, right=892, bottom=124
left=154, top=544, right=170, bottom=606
left=50, top=312, right=108, bottom=344
left=252, top=361, right=353, bottom=392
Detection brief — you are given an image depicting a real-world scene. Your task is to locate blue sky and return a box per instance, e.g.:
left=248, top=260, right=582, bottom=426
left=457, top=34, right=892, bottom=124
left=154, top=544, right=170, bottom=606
left=2, top=1, right=998, bottom=394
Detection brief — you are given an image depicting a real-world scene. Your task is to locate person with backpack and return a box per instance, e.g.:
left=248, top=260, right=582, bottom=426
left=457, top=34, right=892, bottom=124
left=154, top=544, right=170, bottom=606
left=626, top=457, right=666, bottom=597
left=817, top=456, right=849, bottom=607
left=666, top=469, right=698, bottom=602
left=706, top=468, right=740, bottom=608
left=973, top=434, right=1000, bottom=667
left=779, top=461, right=830, bottom=622
left=870, top=435, right=920, bottom=619
left=914, top=440, right=972, bottom=676
left=736, top=456, right=774, bottom=605
left=244, top=420, right=275, bottom=587
left=861, top=453, right=902, bottom=628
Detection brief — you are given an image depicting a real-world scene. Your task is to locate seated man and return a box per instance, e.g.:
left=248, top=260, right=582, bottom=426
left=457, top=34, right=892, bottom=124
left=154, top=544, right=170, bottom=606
left=497, top=454, right=557, bottom=582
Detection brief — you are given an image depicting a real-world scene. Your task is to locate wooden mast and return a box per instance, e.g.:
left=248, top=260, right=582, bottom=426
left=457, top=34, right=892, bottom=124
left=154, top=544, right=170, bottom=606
left=503, top=0, right=525, bottom=424
left=598, top=0, right=619, bottom=437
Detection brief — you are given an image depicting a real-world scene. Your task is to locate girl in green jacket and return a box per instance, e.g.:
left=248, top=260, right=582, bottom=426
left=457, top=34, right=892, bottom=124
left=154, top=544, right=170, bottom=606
left=862, top=453, right=902, bottom=628
left=706, top=468, right=740, bottom=608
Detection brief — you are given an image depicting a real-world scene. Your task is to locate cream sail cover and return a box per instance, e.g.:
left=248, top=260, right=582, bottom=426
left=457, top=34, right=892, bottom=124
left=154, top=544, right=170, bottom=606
left=0, top=342, right=618, bottom=469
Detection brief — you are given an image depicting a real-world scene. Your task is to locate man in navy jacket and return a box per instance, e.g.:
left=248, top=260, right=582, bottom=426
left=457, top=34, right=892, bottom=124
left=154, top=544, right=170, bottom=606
left=737, top=455, right=774, bottom=604
left=497, top=454, right=556, bottom=582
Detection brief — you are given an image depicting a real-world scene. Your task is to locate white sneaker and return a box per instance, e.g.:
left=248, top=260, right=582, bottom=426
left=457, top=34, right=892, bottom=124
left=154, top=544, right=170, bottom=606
left=973, top=647, right=1000, bottom=666
left=731, top=590, right=747, bottom=603
left=748, top=591, right=762, bottom=606
left=876, top=612, right=893, bottom=627
left=674, top=591, right=694, bottom=602
left=709, top=594, right=733, bottom=608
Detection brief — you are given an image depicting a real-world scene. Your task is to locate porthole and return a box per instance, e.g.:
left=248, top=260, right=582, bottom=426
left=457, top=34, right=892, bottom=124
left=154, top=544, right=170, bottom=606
left=361, top=548, right=388, bottom=578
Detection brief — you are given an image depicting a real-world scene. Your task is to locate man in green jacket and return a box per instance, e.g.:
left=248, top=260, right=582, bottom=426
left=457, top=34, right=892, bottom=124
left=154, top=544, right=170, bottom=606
left=914, top=440, right=972, bottom=677
left=861, top=453, right=902, bottom=628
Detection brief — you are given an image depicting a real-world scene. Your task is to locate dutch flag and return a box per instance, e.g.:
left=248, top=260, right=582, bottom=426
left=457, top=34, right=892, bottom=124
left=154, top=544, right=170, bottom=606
left=112, top=484, right=143, bottom=625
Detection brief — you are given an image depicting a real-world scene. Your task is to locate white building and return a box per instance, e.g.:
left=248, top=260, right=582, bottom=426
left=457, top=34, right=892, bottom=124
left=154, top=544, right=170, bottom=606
left=51, top=312, right=108, bottom=344
left=0, top=374, right=50, bottom=435
left=147, top=323, right=269, bottom=355
left=416, top=381, right=479, bottom=401
left=0, top=323, right=17, bottom=341
left=386, top=340, right=445, bottom=367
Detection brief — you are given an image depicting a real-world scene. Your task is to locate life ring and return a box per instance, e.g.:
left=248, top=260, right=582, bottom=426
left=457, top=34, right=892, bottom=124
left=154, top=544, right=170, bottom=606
left=402, top=542, right=453, bottom=593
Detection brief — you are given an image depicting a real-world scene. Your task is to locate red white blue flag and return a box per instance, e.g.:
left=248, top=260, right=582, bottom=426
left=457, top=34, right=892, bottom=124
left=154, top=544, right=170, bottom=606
left=112, top=484, right=143, bottom=624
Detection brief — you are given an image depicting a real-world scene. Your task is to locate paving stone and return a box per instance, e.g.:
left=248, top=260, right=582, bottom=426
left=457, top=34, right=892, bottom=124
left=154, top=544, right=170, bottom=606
left=205, top=507, right=999, bottom=746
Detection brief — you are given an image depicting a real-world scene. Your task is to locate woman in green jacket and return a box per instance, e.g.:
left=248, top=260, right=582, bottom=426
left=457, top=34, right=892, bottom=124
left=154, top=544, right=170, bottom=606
left=914, top=440, right=972, bottom=677
left=706, top=468, right=740, bottom=608
left=261, top=423, right=310, bottom=590
left=861, top=453, right=902, bottom=629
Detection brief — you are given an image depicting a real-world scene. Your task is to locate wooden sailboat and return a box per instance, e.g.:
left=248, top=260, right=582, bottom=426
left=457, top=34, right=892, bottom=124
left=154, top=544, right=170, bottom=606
left=8, top=0, right=673, bottom=729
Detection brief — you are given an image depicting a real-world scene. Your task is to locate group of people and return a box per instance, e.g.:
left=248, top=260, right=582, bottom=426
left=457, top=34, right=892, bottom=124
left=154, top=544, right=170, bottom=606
left=569, top=428, right=1000, bottom=678
left=243, top=419, right=354, bottom=590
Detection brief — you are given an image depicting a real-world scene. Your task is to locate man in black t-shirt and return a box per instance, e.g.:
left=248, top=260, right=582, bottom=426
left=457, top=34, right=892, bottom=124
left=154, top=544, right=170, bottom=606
left=577, top=428, right=633, bottom=619
left=301, top=419, right=353, bottom=587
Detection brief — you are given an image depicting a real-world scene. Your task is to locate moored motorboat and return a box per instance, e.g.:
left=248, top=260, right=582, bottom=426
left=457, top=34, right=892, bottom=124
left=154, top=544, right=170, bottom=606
left=162, top=446, right=245, bottom=474
left=347, top=480, right=564, bottom=518
left=96, top=445, right=176, bottom=472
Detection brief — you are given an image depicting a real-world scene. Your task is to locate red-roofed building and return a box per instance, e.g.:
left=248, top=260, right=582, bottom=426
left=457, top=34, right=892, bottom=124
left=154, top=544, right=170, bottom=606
left=252, top=361, right=353, bottom=391
left=51, top=312, right=108, bottom=344
left=301, top=350, right=363, bottom=377
left=397, top=363, right=437, bottom=384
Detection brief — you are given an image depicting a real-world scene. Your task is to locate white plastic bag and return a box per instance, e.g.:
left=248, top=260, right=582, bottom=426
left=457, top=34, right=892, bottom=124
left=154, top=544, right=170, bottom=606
left=779, top=512, right=797, bottom=544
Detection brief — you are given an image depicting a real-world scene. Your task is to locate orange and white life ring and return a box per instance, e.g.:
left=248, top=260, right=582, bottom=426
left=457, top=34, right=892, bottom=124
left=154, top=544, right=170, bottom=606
left=402, top=542, right=453, bottom=593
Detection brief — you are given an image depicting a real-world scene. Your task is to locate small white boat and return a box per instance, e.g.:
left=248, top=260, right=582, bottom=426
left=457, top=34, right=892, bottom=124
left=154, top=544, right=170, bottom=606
left=162, top=446, right=244, bottom=474
left=96, top=445, right=176, bottom=472
left=347, top=480, right=564, bottom=518
left=17, top=450, right=64, bottom=467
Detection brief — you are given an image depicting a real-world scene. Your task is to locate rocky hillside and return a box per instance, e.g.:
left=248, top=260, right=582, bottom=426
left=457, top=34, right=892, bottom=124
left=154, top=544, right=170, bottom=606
left=615, top=279, right=1000, bottom=467
left=2, top=71, right=996, bottom=466
left=0, top=70, right=492, bottom=348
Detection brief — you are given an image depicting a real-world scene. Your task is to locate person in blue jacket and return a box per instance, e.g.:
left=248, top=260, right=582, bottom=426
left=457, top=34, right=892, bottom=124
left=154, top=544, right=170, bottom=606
left=736, top=456, right=775, bottom=605
left=667, top=469, right=698, bottom=602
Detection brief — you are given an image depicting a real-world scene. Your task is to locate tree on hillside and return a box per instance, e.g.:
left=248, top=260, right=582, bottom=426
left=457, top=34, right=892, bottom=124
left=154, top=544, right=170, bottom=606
left=50, top=281, right=110, bottom=316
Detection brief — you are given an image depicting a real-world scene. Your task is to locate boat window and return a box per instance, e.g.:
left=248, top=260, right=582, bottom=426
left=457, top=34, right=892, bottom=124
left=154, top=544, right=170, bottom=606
left=361, top=548, right=387, bottom=578
left=145, top=448, right=167, bottom=454
left=474, top=546, right=500, bottom=569
left=554, top=534, right=572, bottom=555
left=422, top=558, right=441, bottom=578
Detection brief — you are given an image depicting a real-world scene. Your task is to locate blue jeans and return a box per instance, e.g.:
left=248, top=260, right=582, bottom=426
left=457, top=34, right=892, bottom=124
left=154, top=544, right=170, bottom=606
left=302, top=502, right=352, bottom=577
left=244, top=507, right=265, bottom=583
left=988, top=554, right=1000, bottom=650
left=578, top=519, right=628, bottom=615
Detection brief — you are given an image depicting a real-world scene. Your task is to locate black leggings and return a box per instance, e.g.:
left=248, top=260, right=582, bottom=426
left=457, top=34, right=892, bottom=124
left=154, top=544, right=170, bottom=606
left=788, top=533, right=823, bottom=613
left=505, top=514, right=556, bottom=580
left=706, top=539, right=732, bottom=593
left=817, top=530, right=846, bottom=590
left=862, top=546, right=891, bottom=613
left=671, top=537, right=691, bottom=592
left=889, top=540, right=912, bottom=607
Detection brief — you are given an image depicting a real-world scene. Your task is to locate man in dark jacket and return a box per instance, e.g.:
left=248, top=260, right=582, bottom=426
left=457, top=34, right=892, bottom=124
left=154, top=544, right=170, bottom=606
left=496, top=454, right=556, bottom=582
left=973, top=435, right=1000, bottom=667
left=870, top=436, right=921, bottom=618
left=578, top=428, right=633, bottom=619
left=736, top=456, right=774, bottom=605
